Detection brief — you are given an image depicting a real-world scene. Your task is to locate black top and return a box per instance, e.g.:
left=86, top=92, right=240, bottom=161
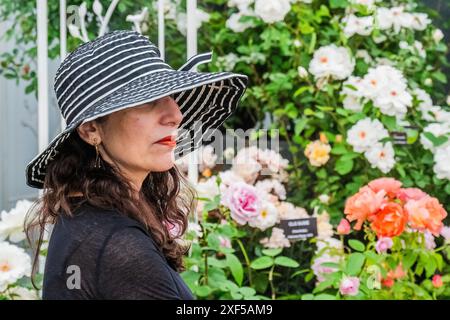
left=42, top=197, right=194, bottom=300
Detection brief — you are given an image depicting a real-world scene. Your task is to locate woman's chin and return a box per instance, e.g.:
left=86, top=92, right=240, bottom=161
left=151, top=158, right=175, bottom=172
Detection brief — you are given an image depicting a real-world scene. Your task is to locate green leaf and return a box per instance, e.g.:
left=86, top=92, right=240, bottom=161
left=250, top=256, right=274, bottom=270
left=294, top=85, right=313, bottom=97
left=308, top=32, right=317, bottom=53
left=180, top=270, right=200, bottom=288
left=381, top=115, right=397, bottom=131
left=445, top=183, right=450, bottom=195
left=340, top=152, right=360, bottom=161
left=274, top=256, right=300, bottom=268
left=226, top=253, right=244, bottom=286
left=348, top=239, right=365, bottom=252
left=230, top=291, right=243, bottom=300
left=294, top=118, right=308, bottom=136
left=238, top=287, right=256, bottom=297
left=329, top=0, right=349, bottom=8
left=335, top=157, right=354, bottom=175
left=253, top=272, right=269, bottom=294
left=313, top=279, right=334, bottom=293
left=345, top=253, right=365, bottom=276
left=195, top=285, right=212, bottom=297
left=262, top=248, right=282, bottom=257
left=403, top=251, right=418, bottom=269
left=207, top=233, right=220, bottom=250
left=314, top=294, right=337, bottom=300
left=432, top=71, right=447, bottom=83
left=425, top=255, right=437, bottom=278
left=423, top=132, right=448, bottom=147
left=331, top=144, right=348, bottom=155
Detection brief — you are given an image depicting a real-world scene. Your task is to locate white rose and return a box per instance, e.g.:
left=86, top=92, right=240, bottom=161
left=226, top=12, right=254, bottom=32
left=297, top=66, right=308, bottom=78
left=364, top=142, right=396, bottom=173
left=0, top=242, right=31, bottom=291
left=420, top=123, right=450, bottom=153
left=254, top=0, right=291, bottom=24
left=342, top=14, right=373, bottom=38
left=309, top=44, right=355, bottom=81
left=0, top=200, right=34, bottom=243
left=433, top=29, right=445, bottom=43
left=249, top=201, right=279, bottom=231
left=434, top=144, right=450, bottom=180
left=347, top=118, right=389, bottom=153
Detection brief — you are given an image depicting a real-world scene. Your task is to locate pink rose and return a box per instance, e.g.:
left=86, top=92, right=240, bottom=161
left=432, top=275, right=443, bottom=288
left=221, top=181, right=261, bottom=225
left=396, top=188, right=428, bottom=203
left=375, top=237, right=393, bottom=254
left=165, top=220, right=182, bottom=238
left=368, top=177, right=402, bottom=199
left=339, top=276, right=360, bottom=296
left=440, top=226, right=450, bottom=244
left=218, top=236, right=232, bottom=249
left=337, top=218, right=351, bottom=235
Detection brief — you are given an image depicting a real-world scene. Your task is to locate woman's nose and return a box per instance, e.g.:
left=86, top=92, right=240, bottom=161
left=163, top=95, right=183, bottom=127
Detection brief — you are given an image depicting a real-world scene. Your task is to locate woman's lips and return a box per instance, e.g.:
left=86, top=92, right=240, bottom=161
left=155, top=135, right=177, bottom=147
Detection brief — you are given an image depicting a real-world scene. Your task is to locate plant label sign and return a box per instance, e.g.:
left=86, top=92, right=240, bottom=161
left=279, top=217, right=317, bottom=241
left=390, top=125, right=419, bottom=145
left=390, top=131, right=408, bottom=145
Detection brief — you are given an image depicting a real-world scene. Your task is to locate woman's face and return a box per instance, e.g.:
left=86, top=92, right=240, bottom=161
left=77, top=95, right=183, bottom=190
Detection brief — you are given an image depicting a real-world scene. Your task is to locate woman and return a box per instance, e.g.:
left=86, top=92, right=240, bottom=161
left=25, top=30, right=247, bottom=299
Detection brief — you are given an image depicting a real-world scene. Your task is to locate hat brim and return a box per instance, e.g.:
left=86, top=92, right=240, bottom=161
left=26, top=69, right=248, bottom=189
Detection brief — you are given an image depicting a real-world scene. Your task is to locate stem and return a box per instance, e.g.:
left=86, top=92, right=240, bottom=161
left=281, top=117, right=303, bottom=192
left=203, top=251, right=208, bottom=285
left=434, top=245, right=447, bottom=253
left=237, top=239, right=253, bottom=286
left=269, top=265, right=276, bottom=300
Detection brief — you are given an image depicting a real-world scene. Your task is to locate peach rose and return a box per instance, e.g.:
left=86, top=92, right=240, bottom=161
left=396, top=188, right=428, bottom=203
left=370, top=202, right=408, bottom=237
left=368, top=177, right=402, bottom=199
left=304, top=140, right=331, bottom=167
left=405, top=196, right=448, bottom=236
left=344, top=186, right=386, bottom=230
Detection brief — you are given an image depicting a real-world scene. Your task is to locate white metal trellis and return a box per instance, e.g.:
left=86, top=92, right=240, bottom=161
left=36, top=0, right=200, bottom=188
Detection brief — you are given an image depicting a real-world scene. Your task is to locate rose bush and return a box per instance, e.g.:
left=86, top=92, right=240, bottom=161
left=305, top=177, right=450, bottom=300
left=0, top=200, right=41, bottom=300
left=196, top=0, right=450, bottom=223
left=176, top=146, right=334, bottom=299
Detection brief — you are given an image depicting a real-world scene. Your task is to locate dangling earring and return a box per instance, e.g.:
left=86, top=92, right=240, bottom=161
left=93, top=139, right=101, bottom=169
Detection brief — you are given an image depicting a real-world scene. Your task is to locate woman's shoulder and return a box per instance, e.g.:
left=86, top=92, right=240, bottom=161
left=53, top=198, right=152, bottom=247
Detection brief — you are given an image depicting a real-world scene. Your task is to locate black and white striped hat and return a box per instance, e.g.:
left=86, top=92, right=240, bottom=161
left=25, top=30, right=248, bottom=189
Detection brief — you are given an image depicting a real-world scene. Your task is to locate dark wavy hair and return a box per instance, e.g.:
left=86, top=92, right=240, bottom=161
left=25, top=116, right=197, bottom=289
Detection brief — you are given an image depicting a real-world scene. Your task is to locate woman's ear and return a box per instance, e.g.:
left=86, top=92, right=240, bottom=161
left=76, top=120, right=102, bottom=145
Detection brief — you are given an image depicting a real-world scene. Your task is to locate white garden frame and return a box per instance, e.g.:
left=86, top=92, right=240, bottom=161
left=36, top=0, right=200, bottom=195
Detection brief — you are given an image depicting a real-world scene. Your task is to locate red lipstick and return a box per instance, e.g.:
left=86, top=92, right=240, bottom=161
left=155, top=135, right=177, bottom=147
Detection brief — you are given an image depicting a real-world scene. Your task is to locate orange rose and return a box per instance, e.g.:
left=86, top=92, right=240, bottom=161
left=344, top=186, right=386, bottom=230
left=368, top=177, right=402, bottom=199
left=370, top=202, right=408, bottom=237
left=405, top=196, right=448, bottom=236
